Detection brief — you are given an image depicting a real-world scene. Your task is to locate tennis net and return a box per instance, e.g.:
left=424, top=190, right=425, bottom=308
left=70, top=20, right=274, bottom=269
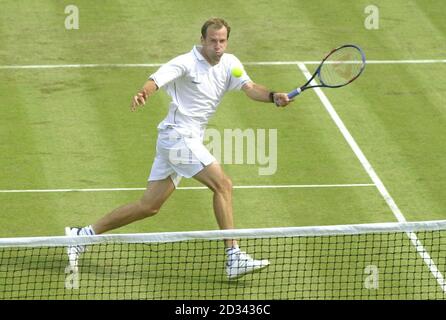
left=1, top=220, right=446, bottom=300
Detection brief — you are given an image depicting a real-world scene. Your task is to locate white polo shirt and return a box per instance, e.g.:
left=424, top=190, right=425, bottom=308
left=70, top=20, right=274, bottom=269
left=149, top=45, right=251, bottom=138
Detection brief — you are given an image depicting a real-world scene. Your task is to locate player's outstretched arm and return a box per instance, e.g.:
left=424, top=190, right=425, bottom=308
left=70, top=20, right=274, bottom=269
left=130, top=79, right=159, bottom=112
left=242, top=82, right=291, bottom=107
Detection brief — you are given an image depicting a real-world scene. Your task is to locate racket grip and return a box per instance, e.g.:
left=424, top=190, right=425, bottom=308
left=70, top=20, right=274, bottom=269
left=287, top=88, right=302, bottom=99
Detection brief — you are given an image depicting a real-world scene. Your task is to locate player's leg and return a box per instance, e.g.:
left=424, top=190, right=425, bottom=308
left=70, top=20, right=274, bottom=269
left=193, top=162, right=270, bottom=279
left=92, top=177, right=176, bottom=234
left=193, top=162, right=235, bottom=246
left=65, top=177, right=176, bottom=266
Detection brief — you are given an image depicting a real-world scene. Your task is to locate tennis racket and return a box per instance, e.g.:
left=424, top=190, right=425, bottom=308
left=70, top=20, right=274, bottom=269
left=287, top=44, right=366, bottom=99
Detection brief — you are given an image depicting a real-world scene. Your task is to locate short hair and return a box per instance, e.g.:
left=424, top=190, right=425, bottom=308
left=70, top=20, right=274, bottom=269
left=201, top=17, right=231, bottom=39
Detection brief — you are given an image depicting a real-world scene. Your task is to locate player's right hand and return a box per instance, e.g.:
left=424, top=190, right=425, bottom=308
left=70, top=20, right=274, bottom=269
left=274, top=92, right=292, bottom=107
left=131, top=91, right=147, bottom=112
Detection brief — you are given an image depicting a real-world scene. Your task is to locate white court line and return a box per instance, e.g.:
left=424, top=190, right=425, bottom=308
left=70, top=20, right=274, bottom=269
left=0, top=59, right=445, bottom=69
left=248, top=59, right=446, bottom=65
left=0, top=183, right=375, bottom=193
left=297, top=63, right=446, bottom=293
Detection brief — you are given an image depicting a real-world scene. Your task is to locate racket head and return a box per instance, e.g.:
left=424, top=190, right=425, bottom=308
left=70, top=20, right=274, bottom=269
left=317, top=44, right=366, bottom=88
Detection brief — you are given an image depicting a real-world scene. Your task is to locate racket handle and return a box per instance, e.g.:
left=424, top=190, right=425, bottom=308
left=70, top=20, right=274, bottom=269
left=287, top=88, right=302, bottom=99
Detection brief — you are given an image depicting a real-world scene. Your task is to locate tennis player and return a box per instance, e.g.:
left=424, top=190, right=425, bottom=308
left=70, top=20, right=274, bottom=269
left=66, top=17, right=291, bottom=279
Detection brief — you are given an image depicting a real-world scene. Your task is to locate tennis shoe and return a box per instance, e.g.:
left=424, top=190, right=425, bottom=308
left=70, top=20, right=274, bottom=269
left=65, top=227, right=87, bottom=268
left=226, top=249, right=270, bottom=279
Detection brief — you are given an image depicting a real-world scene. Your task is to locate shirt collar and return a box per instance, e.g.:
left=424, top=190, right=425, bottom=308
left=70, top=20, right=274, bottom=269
left=192, top=45, right=206, bottom=61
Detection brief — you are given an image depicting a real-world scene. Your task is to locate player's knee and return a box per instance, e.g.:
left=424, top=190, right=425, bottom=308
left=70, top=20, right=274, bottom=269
left=225, top=176, right=233, bottom=191
left=214, top=176, right=232, bottom=194
left=139, top=203, right=160, bottom=218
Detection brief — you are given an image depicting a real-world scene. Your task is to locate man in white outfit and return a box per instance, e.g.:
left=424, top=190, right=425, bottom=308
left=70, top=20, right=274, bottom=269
left=66, top=17, right=292, bottom=279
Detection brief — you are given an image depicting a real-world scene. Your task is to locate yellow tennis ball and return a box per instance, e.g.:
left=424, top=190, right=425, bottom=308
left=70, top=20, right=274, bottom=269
left=231, top=67, right=243, bottom=78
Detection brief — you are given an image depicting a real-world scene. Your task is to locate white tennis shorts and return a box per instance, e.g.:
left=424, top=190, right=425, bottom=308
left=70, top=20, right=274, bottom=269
left=148, top=127, right=216, bottom=187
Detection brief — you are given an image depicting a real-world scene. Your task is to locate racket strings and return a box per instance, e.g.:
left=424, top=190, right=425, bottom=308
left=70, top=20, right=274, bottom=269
left=319, top=48, right=364, bottom=87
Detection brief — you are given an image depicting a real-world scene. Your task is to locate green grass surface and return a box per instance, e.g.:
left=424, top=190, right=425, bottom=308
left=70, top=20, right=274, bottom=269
left=0, top=0, right=445, bottom=299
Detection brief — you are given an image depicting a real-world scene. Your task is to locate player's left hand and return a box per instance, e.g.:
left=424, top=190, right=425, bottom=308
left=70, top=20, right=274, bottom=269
left=274, top=93, right=292, bottom=107
left=131, top=90, right=148, bottom=112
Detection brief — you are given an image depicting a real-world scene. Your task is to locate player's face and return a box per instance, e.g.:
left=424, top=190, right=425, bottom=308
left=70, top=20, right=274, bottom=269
left=200, top=27, right=228, bottom=65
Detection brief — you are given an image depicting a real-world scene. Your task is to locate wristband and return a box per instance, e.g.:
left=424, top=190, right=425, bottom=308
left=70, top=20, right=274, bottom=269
left=269, top=92, right=276, bottom=103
